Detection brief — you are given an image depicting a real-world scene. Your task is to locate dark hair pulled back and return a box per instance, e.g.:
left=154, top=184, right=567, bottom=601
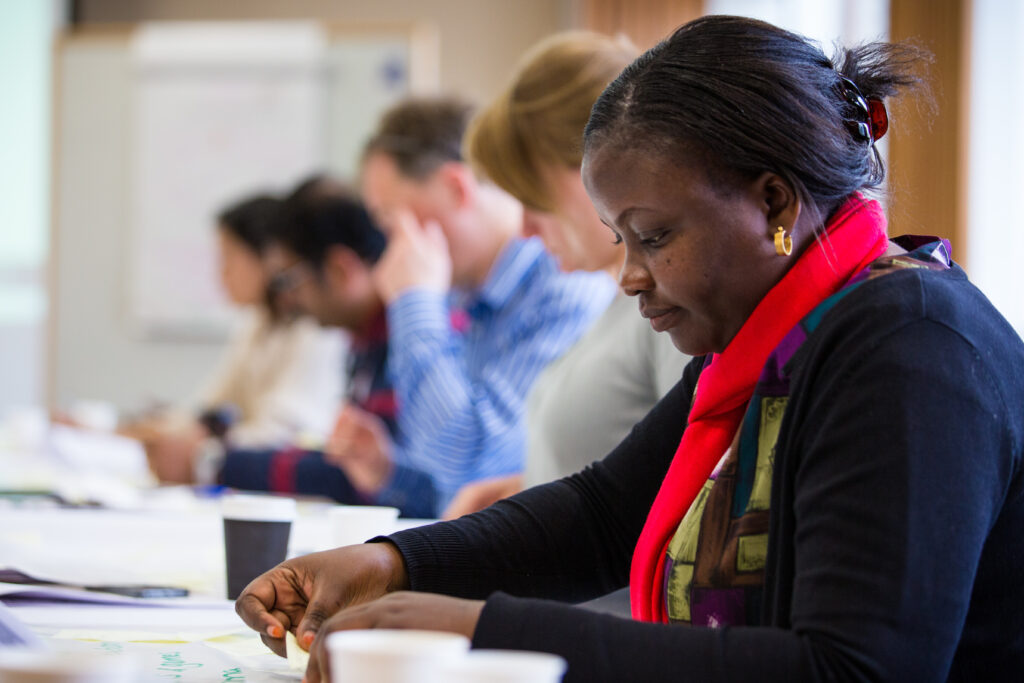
left=217, top=194, right=283, bottom=255
left=584, top=15, right=931, bottom=223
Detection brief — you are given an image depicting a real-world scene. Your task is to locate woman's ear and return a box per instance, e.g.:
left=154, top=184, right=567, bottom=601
left=757, top=172, right=801, bottom=235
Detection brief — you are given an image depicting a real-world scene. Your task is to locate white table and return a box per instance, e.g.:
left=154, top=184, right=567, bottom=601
left=0, top=497, right=430, bottom=681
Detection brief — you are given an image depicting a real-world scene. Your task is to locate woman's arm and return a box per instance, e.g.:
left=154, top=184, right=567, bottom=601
left=385, top=357, right=701, bottom=603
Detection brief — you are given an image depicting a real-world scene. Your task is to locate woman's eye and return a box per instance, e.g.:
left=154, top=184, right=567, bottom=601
left=611, top=233, right=623, bottom=245
left=641, top=231, right=667, bottom=247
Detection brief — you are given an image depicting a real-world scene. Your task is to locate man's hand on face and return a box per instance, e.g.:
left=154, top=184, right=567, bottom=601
left=371, top=207, right=452, bottom=304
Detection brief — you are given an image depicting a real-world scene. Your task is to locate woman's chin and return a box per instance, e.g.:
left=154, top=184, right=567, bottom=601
left=667, top=327, right=713, bottom=358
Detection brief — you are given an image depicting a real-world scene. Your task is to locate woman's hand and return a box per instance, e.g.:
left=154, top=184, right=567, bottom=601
left=234, top=542, right=408, bottom=657
left=141, top=419, right=207, bottom=484
left=305, top=592, right=485, bottom=683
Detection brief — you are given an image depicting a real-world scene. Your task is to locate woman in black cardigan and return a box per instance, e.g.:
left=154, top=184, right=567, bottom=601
left=236, top=16, right=1024, bottom=682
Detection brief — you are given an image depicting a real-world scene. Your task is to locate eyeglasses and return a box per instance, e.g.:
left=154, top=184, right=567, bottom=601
left=267, top=261, right=314, bottom=294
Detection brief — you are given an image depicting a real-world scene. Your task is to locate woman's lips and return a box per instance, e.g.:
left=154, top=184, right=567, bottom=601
left=642, top=307, right=681, bottom=332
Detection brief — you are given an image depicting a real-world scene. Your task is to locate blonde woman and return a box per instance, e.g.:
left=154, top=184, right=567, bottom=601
left=443, top=32, right=690, bottom=518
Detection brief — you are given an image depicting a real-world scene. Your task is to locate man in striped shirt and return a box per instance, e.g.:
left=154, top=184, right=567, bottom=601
left=327, top=98, right=614, bottom=511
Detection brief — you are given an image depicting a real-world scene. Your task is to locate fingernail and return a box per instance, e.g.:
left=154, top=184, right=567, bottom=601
left=302, top=632, right=315, bottom=648
left=268, top=625, right=283, bottom=639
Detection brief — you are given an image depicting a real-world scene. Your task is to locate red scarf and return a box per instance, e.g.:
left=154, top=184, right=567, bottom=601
left=630, top=194, right=890, bottom=622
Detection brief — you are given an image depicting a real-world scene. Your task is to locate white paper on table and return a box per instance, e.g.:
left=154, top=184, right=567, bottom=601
left=9, top=603, right=299, bottom=682
left=48, top=424, right=154, bottom=485
left=51, top=627, right=240, bottom=643
left=285, top=630, right=310, bottom=671
left=27, top=634, right=299, bottom=683
left=0, top=601, right=47, bottom=648
left=11, top=603, right=244, bottom=631
left=0, top=507, right=225, bottom=595
left=0, top=424, right=156, bottom=508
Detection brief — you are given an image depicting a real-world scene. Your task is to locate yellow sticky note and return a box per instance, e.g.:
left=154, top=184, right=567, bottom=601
left=285, top=630, right=310, bottom=671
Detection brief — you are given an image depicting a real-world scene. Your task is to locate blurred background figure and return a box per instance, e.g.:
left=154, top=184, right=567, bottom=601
left=216, top=181, right=439, bottom=518
left=140, top=193, right=343, bottom=483
left=325, top=96, right=613, bottom=511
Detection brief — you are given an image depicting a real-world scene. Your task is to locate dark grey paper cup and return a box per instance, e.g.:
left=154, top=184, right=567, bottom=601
left=222, top=495, right=296, bottom=599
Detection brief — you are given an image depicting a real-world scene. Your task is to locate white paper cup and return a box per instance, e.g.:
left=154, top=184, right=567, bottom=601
left=3, top=407, right=48, bottom=453
left=437, top=650, right=568, bottom=683
left=328, top=505, right=399, bottom=548
left=0, top=650, right=139, bottom=683
left=326, top=629, right=470, bottom=683
left=221, top=494, right=296, bottom=599
left=67, top=400, right=120, bottom=433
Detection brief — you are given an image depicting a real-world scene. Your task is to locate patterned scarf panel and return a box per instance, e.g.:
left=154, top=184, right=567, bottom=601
left=662, top=236, right=952, bottom=626
left=631, top=194, right=892, bottom=622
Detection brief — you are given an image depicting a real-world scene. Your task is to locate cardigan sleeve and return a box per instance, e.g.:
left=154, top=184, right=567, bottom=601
left=385, top=356, right=700, bottom=602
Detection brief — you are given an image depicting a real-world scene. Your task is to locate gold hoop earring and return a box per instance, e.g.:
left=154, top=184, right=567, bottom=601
left=774, top=226, right=793, bottom=256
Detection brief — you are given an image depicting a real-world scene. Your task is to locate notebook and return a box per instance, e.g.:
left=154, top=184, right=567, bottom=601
left=0, top=601, right=46, bottom=648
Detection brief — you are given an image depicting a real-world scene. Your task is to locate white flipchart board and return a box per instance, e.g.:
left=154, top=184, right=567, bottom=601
left=127, top=21, right=435, bottom=339
left=130, top=23, right=328, bottom=338
left=50, top=22, right=437, bottom=408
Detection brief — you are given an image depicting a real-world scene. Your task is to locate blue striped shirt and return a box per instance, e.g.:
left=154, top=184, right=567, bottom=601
left=383, top=237, right=615, bottom=506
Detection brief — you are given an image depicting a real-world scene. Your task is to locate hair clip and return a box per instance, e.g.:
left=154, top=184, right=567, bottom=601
left=866, top=97, right=888, bottom=142
left=836, top=76, right=872, bottom=144
left=836, top=76, right=889, bottom=144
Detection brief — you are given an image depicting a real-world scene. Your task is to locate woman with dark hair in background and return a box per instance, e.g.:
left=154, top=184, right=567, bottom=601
left=144, top=194, right=343, bottom=483
left=237, top=17, right=1024, bottom=682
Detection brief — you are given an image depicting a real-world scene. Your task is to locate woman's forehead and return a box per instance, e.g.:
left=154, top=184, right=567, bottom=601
left=583, top=147, right=675, bottom=226
left=583, top=141, right=681, bottom=190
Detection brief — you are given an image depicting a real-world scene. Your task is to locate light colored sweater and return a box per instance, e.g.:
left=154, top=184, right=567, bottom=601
left=199, top=308, right=344, bottom=447
left=523, top=292, right=690, bottom=486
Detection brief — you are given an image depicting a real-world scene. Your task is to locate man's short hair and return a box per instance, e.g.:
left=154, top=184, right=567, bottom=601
left=274, top=179, right=386, bottom=268
left=362, top=97, right=474, bottom=179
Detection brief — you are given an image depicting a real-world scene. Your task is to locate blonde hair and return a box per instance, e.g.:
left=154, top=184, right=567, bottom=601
left=465, top=31, right=637, bottom=212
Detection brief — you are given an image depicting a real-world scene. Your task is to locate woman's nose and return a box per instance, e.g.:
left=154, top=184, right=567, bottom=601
left=618, top=251, right=652, bottom=296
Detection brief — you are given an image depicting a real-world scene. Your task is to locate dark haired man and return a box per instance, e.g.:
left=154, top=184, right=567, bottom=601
left=212, top=190, right=439, bottom=517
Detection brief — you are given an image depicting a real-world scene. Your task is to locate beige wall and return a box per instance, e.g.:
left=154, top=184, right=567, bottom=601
left=76, top=0, right=574, bottom=106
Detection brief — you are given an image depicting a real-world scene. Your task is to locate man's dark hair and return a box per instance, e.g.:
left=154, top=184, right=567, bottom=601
left=275, top=180, right=386, bottom=269
left=362, top=97, right=474, bottom=179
